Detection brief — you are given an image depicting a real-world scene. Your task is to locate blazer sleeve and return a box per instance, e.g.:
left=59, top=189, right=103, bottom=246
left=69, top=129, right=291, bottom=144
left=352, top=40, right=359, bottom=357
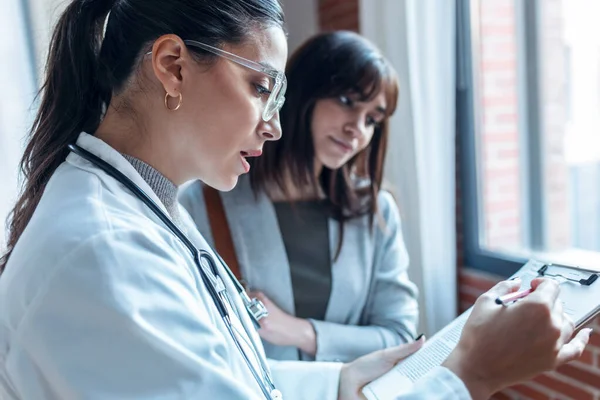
left=310, top=191, right=419, bottom=362
left=14, top=229, right=264, bottom=400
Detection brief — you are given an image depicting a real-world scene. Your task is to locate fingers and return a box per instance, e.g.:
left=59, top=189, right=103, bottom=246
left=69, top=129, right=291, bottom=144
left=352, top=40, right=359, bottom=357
left=248, top=291, right=262, bottom=299
left=484, top=278, right=522, bottom=299
left=528, top=278, right=560, bottom=304
left=554, top=301, right=575, bottom=347
left=249, top=291, right=269, bottom=304
left=556, top=328, right=592, bottom=365
left=380, top=336, right=426, bottom=366
left=337, top=341, right=424, bottom=398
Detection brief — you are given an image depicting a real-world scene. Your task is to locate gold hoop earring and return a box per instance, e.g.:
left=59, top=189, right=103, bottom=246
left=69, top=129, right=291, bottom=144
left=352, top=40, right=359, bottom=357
left=164, top=92, right=182, bottom=111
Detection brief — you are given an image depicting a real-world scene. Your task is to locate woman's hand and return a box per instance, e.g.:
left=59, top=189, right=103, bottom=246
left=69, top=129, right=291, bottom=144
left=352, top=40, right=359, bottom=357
left=337, top=337, right=426, bottom=400
left=443, top=278, right=592, bottom=400
left=249, top=291, right=317, bottom=355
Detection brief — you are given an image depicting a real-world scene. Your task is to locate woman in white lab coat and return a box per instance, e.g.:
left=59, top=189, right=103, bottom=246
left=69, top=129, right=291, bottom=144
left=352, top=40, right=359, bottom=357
left=0, top=0, right=590, bottom=399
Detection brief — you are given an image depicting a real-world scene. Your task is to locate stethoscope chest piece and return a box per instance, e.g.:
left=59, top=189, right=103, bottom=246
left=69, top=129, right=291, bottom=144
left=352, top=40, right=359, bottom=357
left=248, top=297, right=269, bottom=321
left=67, top=143, right=281, bottom=400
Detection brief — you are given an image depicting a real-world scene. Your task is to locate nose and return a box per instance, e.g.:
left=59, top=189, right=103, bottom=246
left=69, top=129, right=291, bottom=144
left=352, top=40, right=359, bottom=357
left=259, top=112, right=282, bottom=141
left=343, top=115, right=367, bottom=139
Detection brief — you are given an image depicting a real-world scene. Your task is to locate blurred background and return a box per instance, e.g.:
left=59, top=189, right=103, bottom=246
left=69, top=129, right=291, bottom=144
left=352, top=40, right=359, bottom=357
left=1, top=0, right=599, bottom=398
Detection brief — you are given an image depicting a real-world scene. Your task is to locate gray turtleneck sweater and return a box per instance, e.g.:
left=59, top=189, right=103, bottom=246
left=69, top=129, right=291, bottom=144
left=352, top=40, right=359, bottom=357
left=122, top=154, right=182, bottom=226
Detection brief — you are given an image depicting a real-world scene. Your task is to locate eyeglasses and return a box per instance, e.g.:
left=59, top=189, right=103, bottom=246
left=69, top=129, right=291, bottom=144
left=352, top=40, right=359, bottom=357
left=181, top=40, right=286, bottom=122
left=146, top=41, right=286, bottom=121
left=147, top=41, right=286, bottom=121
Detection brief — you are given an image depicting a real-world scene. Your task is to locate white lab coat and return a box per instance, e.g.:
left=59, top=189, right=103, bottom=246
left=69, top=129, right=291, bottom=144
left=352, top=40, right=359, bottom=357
left=0, top=132, right=470, bottom=399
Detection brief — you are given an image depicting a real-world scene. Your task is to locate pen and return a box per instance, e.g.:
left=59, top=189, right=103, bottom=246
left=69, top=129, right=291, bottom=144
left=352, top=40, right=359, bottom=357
left=495, top=288, right=533, bottom=305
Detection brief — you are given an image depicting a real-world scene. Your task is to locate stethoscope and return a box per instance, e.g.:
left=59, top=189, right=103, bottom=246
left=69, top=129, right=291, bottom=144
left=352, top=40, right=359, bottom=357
left=68, top=144, right=282, bottom=400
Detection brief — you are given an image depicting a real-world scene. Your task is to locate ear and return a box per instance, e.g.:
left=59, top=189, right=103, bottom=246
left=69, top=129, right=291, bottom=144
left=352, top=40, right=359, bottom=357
left=150, top=34, right=190, bottom=97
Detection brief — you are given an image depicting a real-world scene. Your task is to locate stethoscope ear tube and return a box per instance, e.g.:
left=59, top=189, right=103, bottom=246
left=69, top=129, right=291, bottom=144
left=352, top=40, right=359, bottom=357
left=68, top=143, right=278, bottom=399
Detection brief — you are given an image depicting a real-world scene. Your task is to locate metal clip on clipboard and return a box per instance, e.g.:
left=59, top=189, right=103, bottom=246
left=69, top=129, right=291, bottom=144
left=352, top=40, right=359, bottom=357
left=361, top=259, right=600, bottom=400
left=537, top=264, right=599, bottom=286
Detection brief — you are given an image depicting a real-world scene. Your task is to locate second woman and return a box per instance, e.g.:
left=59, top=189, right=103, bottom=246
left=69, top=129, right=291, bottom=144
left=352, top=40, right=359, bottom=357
left=180, top=31, right=419, bottom=362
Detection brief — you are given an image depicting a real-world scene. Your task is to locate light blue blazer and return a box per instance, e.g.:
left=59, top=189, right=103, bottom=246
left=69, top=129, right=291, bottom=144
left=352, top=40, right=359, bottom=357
left=179, top=175, right=419, bottom=362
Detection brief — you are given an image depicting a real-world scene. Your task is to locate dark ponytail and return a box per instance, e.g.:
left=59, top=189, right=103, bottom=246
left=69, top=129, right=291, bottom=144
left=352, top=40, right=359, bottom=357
left=1, top=0, right=284, bottom=273
left=0, top=0, right=112, bottom=272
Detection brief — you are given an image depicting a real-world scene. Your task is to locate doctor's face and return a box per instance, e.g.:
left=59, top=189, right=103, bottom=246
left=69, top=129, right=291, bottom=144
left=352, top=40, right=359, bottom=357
left=177, top=27, right=287, bottom=191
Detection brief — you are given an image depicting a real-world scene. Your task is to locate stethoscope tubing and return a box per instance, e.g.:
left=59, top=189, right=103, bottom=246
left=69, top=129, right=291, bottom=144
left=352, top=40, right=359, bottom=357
left=68, top=144, right=278, bottom=399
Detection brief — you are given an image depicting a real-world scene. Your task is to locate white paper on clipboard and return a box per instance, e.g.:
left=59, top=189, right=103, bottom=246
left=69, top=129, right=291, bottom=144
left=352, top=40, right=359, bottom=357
left=362, top=259, right=600, bottom=400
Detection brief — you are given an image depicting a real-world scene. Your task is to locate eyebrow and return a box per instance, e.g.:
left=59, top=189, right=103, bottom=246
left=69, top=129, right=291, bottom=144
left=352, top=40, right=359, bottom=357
left=258, top=61, right=279, bottom=72
left=375, top=106, right=387, bottom=115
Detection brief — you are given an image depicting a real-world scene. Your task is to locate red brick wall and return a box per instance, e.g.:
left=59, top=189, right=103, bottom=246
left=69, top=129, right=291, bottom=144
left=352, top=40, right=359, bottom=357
left=460, top=269, right=600, bottom=400
left=477, top=0, right=570, bottom=253
left=318, top=0, right=359, bottom=32
left=478, top=0, right=522, bottom=251
left=317, top=1, right=600, bottom=398
left=539, top=0, right=570, bottom=250
left=460, top=0, right=599, bottom=397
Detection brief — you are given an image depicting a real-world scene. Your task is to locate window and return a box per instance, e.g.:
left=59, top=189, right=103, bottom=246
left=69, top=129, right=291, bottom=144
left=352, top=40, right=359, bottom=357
left=0, top=0, right=37, bottom=249
left=458, top=0, right=600, bottom=276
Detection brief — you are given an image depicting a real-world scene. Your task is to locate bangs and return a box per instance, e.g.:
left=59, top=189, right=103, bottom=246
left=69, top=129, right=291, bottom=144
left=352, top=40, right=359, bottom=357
left=331, top=58, right=399, bottom=117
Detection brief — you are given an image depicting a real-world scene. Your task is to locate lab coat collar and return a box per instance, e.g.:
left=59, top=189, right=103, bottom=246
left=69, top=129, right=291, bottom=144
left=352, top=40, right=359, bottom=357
left=66, top=132, right=171, bottom=216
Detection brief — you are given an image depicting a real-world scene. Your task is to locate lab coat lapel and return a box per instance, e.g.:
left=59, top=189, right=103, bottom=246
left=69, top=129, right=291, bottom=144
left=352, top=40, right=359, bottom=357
left=67, top=132, right=171, bottom=218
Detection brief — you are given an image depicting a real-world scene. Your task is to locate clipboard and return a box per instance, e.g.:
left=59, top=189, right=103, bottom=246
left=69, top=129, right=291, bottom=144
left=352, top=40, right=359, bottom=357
left=362, top=259, right=600, bottom=400
left=515, top=260, right=600, bottom=328
left=537, top=263, right=599, bottom=285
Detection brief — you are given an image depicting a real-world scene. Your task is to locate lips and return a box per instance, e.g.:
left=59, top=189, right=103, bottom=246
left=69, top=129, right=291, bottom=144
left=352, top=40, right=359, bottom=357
left=240, top=149, right=263, bottom=157
left=329, top=136, right=353, bottom=153
left=239, top=149, right=262, bottom=173
left=240, top=155, right=251, bottom=173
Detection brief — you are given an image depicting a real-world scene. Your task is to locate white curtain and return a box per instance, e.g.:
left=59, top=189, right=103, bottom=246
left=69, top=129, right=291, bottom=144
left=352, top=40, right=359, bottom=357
left=360, top=0, right=457, bottom=335
left=0, top=0, right=37, bottom=249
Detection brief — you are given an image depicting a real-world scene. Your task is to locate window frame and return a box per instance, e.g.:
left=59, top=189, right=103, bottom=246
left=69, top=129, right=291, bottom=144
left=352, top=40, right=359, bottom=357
left=457, top=0, right=548, bottom=276
left=21, top=0, right=38, bottom=84
left=0, top=0, right=38, bottom=250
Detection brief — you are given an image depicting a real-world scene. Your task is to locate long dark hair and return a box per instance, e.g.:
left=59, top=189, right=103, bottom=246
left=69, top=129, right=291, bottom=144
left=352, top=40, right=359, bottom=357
left=250, top=31, right=399, bottom=254
left=0, top=0, right=284, bottom=273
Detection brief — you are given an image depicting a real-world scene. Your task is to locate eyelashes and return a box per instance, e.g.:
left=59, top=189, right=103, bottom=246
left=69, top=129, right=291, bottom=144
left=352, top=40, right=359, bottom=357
left=339, top=95, right=353, bottom=107
left=339, top=95, right=382, bottom=127
left=254, top=83, right=271, bottom=98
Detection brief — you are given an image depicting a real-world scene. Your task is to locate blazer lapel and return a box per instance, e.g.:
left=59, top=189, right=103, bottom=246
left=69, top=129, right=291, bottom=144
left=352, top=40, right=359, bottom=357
left=219, top=176, right=296, bottom=316
left=325, top=217, right=373, bottom=324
